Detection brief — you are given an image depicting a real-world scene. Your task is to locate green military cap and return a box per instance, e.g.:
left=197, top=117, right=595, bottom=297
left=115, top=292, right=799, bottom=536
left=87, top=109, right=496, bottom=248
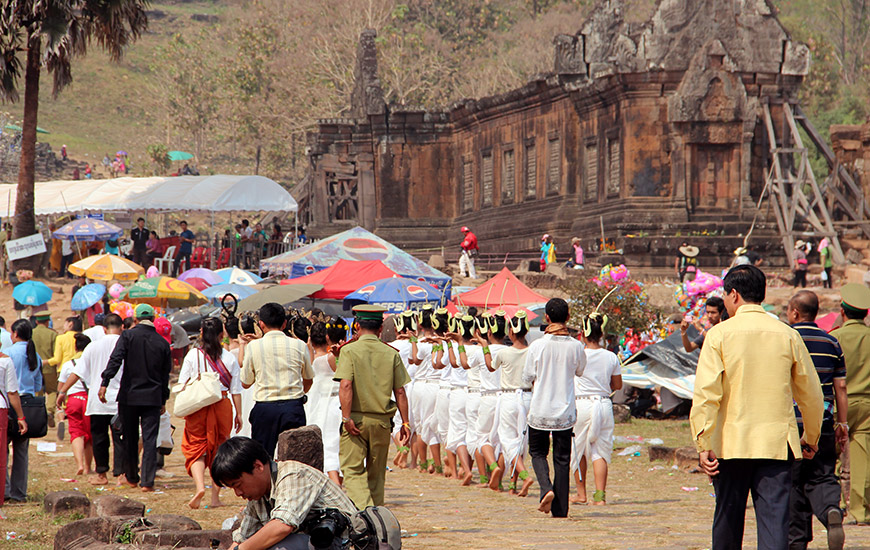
left=841, top=283, right=870, bottom=312
left=34, top=311, right=51, bottom=320
left=352, top=304, right=387, bottom=320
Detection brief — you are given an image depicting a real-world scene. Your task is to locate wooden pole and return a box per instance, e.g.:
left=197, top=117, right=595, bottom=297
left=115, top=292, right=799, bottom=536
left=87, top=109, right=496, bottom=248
left=599, top=215, right=605, bottom=253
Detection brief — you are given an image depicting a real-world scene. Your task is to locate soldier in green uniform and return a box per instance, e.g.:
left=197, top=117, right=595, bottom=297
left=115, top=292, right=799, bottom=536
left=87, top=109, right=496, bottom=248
left=31, top=311, right=58, bottom=426
left=335, top=304, right=411, bottom=509
left=831, top=283, right=870, bottom=524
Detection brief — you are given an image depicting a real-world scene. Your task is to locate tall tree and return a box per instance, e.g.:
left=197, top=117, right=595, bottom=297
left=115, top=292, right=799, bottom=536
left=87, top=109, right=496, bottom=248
left=0, top=0, right=147, bottom=271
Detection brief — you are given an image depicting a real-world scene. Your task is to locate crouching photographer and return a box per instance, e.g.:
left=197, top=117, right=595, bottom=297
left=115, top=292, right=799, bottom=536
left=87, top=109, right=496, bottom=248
left=213, top=437, right=401, bottom=550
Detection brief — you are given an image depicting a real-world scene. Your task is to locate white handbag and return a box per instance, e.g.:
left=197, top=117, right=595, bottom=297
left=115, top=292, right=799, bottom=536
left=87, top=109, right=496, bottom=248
left=172, top=350, right=222, bottom=418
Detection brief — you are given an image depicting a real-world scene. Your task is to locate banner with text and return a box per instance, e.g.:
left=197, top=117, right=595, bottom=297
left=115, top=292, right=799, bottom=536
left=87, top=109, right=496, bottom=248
left=6, top=233, right=47, bottom=261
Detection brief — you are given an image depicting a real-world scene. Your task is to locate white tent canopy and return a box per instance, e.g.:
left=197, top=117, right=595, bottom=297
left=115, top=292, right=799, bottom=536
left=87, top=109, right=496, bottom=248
left=0, top=175, right=297, bottom=216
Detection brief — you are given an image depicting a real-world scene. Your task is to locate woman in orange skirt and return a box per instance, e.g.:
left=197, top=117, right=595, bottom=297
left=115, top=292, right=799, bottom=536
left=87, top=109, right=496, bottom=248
left=179, top=317, right=242, bottom=509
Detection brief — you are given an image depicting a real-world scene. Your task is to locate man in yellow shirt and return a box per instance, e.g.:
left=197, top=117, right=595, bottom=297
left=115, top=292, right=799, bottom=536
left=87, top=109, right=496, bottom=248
left=830, top=283, right=870, bottom=524
left=690, top=265, right=824, bottom=549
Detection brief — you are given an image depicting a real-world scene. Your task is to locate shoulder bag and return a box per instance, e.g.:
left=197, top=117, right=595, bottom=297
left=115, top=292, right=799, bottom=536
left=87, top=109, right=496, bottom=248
left=172, top=349, right=222, bottom=418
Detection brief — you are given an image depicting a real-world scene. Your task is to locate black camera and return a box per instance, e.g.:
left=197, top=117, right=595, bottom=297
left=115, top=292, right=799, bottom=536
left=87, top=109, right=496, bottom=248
left=302, top=508, right=350, bottom=549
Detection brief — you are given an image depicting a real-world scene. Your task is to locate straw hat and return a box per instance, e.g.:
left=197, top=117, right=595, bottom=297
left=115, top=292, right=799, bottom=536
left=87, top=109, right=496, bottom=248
left=795, top=240, right=806, bottom=249
left=679, top=245, right=700, bottom=257
left=571, top=237, right=581, bottom=245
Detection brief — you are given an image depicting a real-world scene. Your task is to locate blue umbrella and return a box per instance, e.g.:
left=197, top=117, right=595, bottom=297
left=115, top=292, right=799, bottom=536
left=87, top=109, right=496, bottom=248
left=202, top=283, right=258, bottom=301
left=52, top=218, right=123, bottom=241
left=70, top=283, right=106, bottom=311
left=13, top=280, right=53, bottom=306
left=215, top=267, right=262, bottom=286
left=343, top=276, right=443, bottom=314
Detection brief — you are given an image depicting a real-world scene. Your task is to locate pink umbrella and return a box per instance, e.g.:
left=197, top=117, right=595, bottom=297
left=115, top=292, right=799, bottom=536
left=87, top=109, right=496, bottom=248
left=178, top=268, right=223, bottom=285
left=183, top=277, right=213, bottom=291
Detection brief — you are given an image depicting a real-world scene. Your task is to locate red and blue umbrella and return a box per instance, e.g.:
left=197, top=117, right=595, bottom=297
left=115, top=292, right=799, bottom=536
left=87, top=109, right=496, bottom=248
left=343, top=276, right=442, bottom=314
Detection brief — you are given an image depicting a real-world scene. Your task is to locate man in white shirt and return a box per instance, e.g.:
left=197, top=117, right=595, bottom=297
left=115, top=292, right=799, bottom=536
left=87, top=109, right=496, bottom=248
left=522, top=298, right=586, bottom=518
left=58, top=313, right=125, bottom=485
left=82, top=313, right=106, bottom=343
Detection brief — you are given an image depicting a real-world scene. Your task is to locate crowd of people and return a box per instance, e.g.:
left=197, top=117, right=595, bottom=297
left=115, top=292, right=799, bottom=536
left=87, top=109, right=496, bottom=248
left=3, top=250, right=870, bottom=550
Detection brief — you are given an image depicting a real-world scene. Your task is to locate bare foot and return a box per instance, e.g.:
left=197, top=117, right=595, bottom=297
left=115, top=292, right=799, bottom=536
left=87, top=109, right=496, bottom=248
left=188, top=490, right=205, bottom=509
left=509, top=488, right=518, bottom=496
left=140, top=486, right=155, bottom=493
left=89, top=474, right=108, bottom=486
left=460, top=471, right=473, bottom=486
left=488, top=466, right=503, bottom=491
left=209, top=501, right=223, bottom=508
left=569, top=495, right=587, bottom=504
left=76, top=467, right=84, bottom=476
left=118, top=475, right=138, bottom=489
left=591, top=500, right=606, bottom=506
left=518, top=477, right=535, bottom=498
left=538, top=491, right=555, bottom=514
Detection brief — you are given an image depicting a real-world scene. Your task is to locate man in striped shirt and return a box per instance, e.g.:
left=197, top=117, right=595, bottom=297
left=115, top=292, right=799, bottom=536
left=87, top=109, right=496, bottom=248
left=787, top=290, right=848, bottom=550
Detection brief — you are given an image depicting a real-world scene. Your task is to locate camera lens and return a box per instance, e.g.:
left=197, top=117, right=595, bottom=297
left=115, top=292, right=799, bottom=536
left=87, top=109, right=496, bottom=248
left=309, top=518, right=336, bottom=549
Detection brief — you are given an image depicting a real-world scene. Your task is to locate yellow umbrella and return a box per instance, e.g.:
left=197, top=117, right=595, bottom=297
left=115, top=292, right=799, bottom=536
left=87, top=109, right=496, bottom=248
left=124, top=276, right=208, bottom=308
left=68, top=254, right=145, bottom=281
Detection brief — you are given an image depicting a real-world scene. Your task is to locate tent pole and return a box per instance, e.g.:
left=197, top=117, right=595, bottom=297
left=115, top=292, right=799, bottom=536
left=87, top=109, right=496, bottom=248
left=210, top=211, right=215, bottom=270
left=294, top=211, right=298, bottom=251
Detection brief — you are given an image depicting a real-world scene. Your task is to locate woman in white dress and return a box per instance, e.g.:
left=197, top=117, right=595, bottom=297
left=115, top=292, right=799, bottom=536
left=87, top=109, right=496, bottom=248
left=495, top=311, right=534, bottom=497
left=389, top=311, right=417, bottom=469
left=304, top=318, right=347, bottom=486
left=224, top=315, right=252, bottom=437
left=443, top=315, right=473, bottom=485
left=571, top=312, right=622, bottom=505
left=409, top=305, right=442, bottom=474
left=474, top=311, right=506, bottom=491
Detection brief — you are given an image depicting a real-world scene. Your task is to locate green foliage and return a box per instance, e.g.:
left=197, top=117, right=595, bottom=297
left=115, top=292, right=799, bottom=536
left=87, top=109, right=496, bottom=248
left=146, top=143, right=171, bottom=175
left=562, top=277, right=664, bottom=337
left=116, top=524, right=134, bottom=544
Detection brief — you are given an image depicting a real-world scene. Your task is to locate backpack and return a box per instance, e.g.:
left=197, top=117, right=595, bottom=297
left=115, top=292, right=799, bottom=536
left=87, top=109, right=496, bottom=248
left=349, top=506, right=402, bottom=550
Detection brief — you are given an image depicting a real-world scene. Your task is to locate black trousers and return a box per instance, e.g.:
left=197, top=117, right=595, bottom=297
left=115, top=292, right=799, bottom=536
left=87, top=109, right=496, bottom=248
left=528, top=426, right=572, bottom=518
left=712, top=453, right=793, bottom=550
left=789, top=426, right=840, bottom=549
left=132, top=247, right=148, bottom=268
left=171, top=251, right=191, bottom=277
left=250, top=398, right=306, bottom=458
left=90, top=414, right=126, bottom=476
left=793, top=270, right=807, bottom=288
left=119, top=404, right=160, bottom=487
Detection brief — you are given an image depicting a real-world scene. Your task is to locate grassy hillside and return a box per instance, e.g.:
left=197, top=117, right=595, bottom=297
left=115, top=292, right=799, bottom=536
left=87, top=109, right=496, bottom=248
left=1, top=1, right=228, bottom=175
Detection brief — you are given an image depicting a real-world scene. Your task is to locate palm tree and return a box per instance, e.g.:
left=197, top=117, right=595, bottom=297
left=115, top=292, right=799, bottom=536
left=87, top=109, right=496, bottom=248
left=0, top=0, right=148, bottom=272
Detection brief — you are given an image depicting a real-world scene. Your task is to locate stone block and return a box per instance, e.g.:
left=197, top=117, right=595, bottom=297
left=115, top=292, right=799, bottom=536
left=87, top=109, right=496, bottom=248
left=648, top=446, right=676, bottom=462
left=55, top=517, right=139, bottom=550
left=275, top=425, right=324, bottom=471
left=90, top=495, right=145, bottom=518
left=545, top=264, right=567, bottom=279
left=428, top=254, right=446, bottom=269
left=135, top=529, right=233, bottom=549
left=844, top=265, right=869, bottom=285
left=613, top=403, right=631, bottom=424
left=145, top=514, right=202, bottom=531
left=846, top=248, right=864, bottom=265
left=45, top=491, right=91, bottom=516
left=675, top=447, right=701, bottom=471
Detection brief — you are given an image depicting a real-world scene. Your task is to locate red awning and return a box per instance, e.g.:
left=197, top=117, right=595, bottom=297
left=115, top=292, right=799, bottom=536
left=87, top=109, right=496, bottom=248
left=454, top=267, right=547, bottom=308
left=280, top=259, right=398, bottom=300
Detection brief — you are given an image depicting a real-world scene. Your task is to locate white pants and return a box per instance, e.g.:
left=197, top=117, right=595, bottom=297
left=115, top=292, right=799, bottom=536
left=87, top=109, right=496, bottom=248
left=392, top=381, right=414, bottom=437
left=465, top=391, right=481, bottom=455
left=459, top=251, right=477, bottom=279
left=412, top=382, right=439, bottom=446
left=446, top=387, right=468, bottom=453
left=476, top=394, right=501, bottom=456
left=435, top=387, right=451, bottom=446
left=498, top=390, right=531, bottom=465
left=571, top=396, right=615, bottom=471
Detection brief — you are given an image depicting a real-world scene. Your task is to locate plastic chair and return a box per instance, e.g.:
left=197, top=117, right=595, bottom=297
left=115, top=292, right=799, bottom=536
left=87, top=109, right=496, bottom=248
left=189, top=247, right=205, bottom=268
left=216, top=247, right=231, bottom=268
left=154, top=245, right=176, bottom=275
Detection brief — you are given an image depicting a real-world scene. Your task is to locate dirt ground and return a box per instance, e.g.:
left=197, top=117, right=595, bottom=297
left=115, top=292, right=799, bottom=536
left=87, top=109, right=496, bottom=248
left=1, top=275, right=869, bottom=549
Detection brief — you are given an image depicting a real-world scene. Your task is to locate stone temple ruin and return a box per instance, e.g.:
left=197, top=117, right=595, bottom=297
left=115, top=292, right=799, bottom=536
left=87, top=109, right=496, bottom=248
left=304, top=0, right=870, bottom=268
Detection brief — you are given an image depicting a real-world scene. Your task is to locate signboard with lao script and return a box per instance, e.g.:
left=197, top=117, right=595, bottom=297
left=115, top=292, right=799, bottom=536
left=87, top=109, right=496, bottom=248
left=5, top=233, right=46, bottom=261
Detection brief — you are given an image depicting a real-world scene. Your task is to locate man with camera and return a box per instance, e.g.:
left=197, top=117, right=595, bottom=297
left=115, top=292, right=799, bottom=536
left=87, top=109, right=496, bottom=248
left=214, top=436, right=358, bottom=550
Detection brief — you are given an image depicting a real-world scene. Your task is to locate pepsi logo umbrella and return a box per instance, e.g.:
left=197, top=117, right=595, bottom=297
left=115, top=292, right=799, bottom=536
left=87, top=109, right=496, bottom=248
left=52, top=218, right=123, bottom=241
left=71, top=283, right=107, bottom=311
left=215, top=267, right=262, bottom=286
left=343, top=276, right=442, bottom=313
left=13, top=280, right=53, bottom=306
